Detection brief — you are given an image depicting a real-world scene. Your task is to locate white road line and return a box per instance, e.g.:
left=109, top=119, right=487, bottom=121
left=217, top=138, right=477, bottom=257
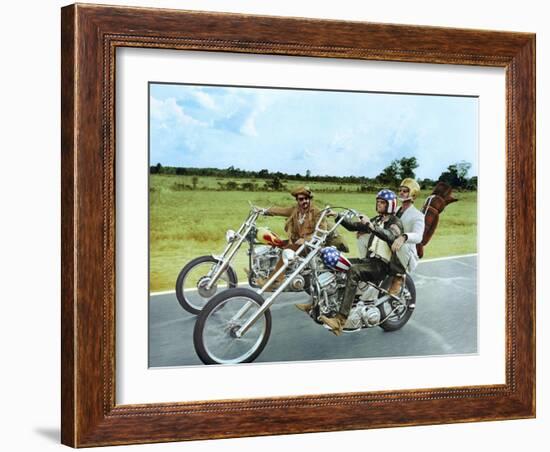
left=149, top=253, right=478, bottom=297
left=449, top=258, right=477, bottom=269
left=150, top=289, right=180, bottom=296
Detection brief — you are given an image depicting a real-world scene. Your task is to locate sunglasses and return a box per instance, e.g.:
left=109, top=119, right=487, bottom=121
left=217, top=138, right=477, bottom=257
left=297, top=197, right=310, bottom=201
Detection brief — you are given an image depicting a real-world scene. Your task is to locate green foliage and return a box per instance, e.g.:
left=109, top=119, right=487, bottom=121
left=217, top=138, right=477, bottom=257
left=399, top=156, right=419, bottom=179
left=376, top=160, right=401, bottom=186
left=150, top=165, right=375, bottom=187
left=151, top=162, right=483, bottom=194
left=150, top=162, right=163, bottom=174
left=438, top=161, right=475, bottom=189
left=376, top=156, right=419, bottom=187
left=264, top=175, right=286, bottom=191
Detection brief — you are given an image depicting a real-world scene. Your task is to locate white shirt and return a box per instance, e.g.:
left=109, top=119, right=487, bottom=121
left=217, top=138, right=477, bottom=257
left=396, top=204, right=425, bottom=272
left=399, top=204, right=425, bottom=246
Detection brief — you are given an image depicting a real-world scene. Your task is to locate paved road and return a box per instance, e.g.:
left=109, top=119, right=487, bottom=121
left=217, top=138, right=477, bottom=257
left=149, top=255, right=477, bottom=367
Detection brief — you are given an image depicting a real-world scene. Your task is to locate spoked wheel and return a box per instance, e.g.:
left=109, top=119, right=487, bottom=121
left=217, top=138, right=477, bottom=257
left=193, top=288, right=272, bottom=365
left=175, top=255, right=238, bottom=315
left=378, top=275, right=416, bottom=332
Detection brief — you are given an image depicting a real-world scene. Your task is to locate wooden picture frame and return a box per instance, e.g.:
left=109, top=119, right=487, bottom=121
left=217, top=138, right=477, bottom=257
left=61, top=3, right=535, bottom=447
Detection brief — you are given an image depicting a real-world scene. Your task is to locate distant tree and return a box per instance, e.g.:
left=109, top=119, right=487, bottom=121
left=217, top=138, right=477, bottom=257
left=150, top=162, right=163, bottom=174
left=264, top=176, right=286, bottom=191
left=438, top=161, right=472, bottom=189
left=375, top=156, right=418, bottom=188
left=258, top=169, right=270, bottom=178
left=271, top=176, right=284, bottom=191
left=306, top=169, right=311, bottom=179
left=419, top=178, right=436, bottom=190
left=192, top=176, right=199, bottom=190
left=376, top=160, right=400, bottom=187
left=398, top=156, right=419, bottom=180
left=466, top=176, right=478, bottom=191
left=241, top=182, right=255, bottom=191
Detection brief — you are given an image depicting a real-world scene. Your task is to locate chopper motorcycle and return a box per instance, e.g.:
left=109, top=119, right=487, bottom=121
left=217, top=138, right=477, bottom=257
left=175, top=204, right=314, bottom=315
left=192, top=206, right=416, bottom=365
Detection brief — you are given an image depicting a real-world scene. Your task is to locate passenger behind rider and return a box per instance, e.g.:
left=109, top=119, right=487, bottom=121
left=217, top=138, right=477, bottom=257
left=320, top=189, right=404, bottom=336
left=389, top=178, right=426, bottom=298
left=356, top=178, right=425, bottom=299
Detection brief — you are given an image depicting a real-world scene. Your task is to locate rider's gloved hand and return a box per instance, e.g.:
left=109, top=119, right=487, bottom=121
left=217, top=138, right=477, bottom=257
left=359, top=215, right=373, bottom=230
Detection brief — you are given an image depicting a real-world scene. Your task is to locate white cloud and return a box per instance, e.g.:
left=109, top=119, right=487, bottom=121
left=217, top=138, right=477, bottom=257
left=150, top=85, right=477, bottom=178
left=240, top=112, right=259, bottom=136
left=150, top=96, right=205, bottom=127
left=192, top=90, right=217, bottom=110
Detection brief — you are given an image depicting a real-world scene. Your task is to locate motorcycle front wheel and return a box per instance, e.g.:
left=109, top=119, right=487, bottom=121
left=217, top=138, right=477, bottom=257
left=175, top=255, right=238, bottom=315
left=378, top=274, right=416, bottom=332
left=193, top=288, right=272, bottom=365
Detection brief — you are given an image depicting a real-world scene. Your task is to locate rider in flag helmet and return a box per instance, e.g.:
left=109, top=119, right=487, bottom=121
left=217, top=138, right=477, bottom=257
left=320, top=189, right=405, bottom=336
left=376, top=188, right=398, bottom=214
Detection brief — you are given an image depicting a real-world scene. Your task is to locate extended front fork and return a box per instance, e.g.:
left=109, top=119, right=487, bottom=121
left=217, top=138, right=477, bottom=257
left=205, top=212, right=260, bottom=290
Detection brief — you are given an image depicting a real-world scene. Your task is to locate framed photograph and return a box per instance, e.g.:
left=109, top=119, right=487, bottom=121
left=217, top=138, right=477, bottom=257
left=61, top=4, right=535, bottom=447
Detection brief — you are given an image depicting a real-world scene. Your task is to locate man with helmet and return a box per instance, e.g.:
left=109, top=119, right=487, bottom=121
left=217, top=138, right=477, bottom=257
left=356, top=178, right=425, bottom=296
left=393, top=178, right=426, bottom=270
left=320, top=189, right=404, bottom=336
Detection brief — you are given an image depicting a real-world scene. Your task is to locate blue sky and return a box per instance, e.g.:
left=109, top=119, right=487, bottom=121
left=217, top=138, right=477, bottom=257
left=149, top=83, right=478, bottom=179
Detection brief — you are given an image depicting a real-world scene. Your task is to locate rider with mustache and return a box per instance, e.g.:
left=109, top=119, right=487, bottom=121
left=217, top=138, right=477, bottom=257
left=264, top=185, right=347, bottom=307
left=321, top=189, right=404, bottom=336
left=265, top=185, right=323, bottom=247
left=258, top=186, right=326, bottom=295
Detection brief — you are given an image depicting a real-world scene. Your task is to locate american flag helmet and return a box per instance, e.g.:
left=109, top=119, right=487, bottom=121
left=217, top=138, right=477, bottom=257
left=376, top=189, right=398, bottom=214
left=320, top=246, right=352, bottom=272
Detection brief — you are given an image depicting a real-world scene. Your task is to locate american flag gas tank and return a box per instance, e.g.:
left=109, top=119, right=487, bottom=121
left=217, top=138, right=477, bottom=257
left=320, top=246, right=352, bottom=272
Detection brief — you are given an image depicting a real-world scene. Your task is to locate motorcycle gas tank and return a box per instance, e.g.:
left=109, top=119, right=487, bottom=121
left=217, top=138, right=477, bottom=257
left=256, top=227, right=288, bottom=248
left=320, top=246, right=352, bottom=272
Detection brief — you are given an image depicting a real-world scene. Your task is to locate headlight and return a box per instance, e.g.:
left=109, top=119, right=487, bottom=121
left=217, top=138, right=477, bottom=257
left=282, top=249, right=296, bottom=264
left=225, top=229, right=236, bottom=243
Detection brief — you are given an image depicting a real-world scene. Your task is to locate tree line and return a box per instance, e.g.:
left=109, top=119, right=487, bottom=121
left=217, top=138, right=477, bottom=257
left=150, top=157, right=477, bottom=191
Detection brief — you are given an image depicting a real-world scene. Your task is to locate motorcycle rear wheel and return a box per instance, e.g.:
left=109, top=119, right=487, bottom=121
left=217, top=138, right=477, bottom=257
left=378, top=275, right=416, bottom=332
left=193, top=288, right=272, bottom=365
left=175, top=255, right=238, bottom=315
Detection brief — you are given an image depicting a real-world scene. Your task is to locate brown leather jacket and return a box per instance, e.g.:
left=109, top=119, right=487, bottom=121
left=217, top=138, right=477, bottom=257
left=266, top=205, right=327, bottom=244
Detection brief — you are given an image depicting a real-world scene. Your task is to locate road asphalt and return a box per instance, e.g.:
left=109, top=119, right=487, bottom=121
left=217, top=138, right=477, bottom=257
left=148, top=254, right=477, bottom=367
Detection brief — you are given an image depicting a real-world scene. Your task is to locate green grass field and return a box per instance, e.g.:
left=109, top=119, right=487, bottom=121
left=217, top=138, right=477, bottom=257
left=149, top=174, right=477, bottom=292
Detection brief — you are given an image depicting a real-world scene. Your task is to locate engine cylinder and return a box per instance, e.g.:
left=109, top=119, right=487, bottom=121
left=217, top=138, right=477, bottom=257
left=318, top=272, right=336, bottom=289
